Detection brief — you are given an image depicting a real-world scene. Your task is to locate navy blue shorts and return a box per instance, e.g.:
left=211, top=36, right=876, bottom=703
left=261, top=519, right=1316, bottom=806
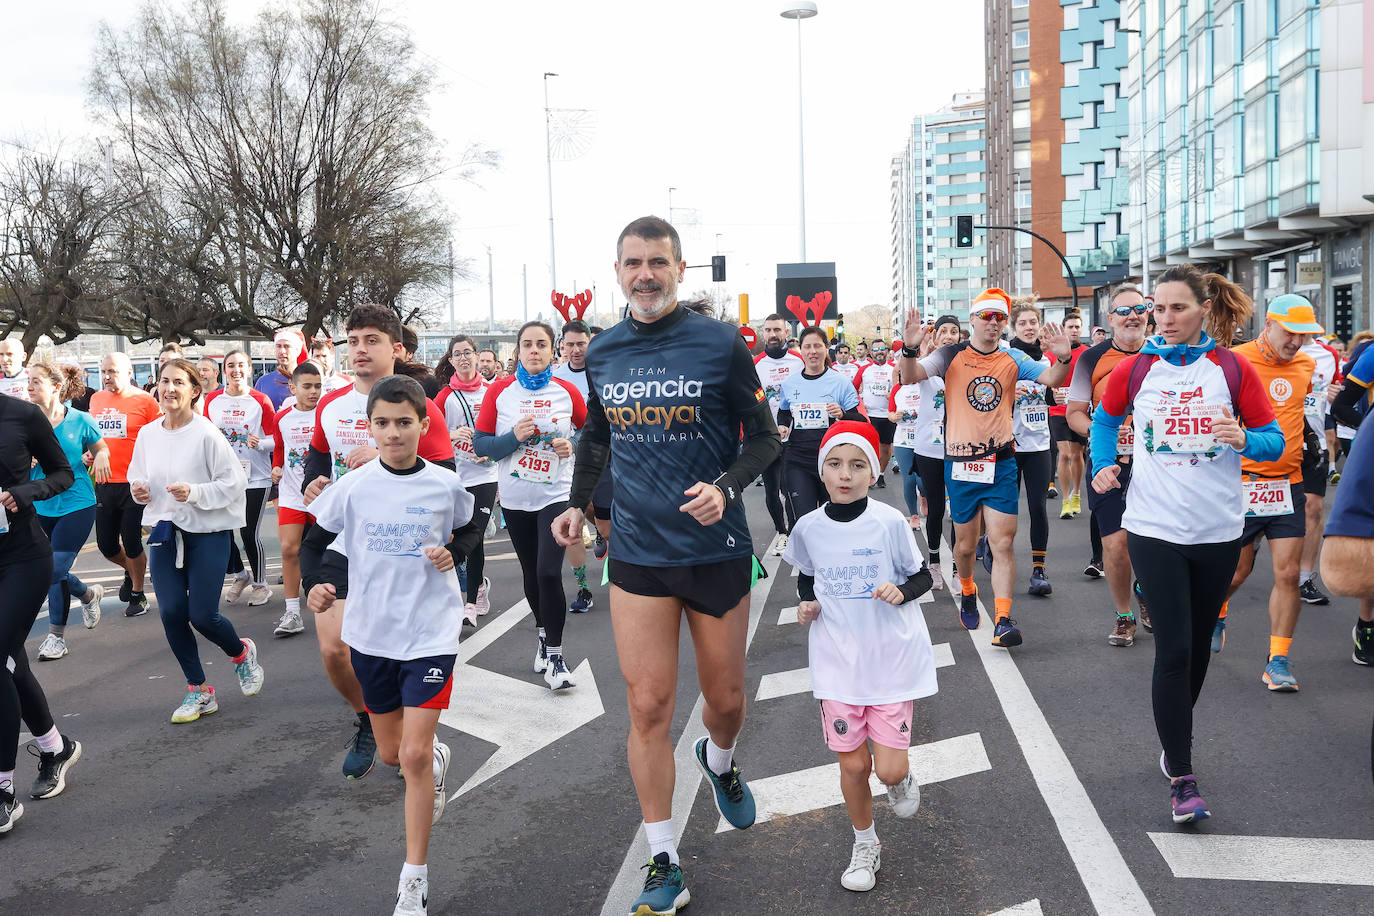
left=1241, top=480, right=1306, bottom=546
left=1087, top=461, right=1132, bottom=537
left=350, top=649, right=456, bottom=715
left=944, top=453, right=1019, bottom=525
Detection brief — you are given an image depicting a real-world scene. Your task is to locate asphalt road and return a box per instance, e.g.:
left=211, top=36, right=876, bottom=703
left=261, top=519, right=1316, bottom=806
left=5, top=471, right=1374, bottom=915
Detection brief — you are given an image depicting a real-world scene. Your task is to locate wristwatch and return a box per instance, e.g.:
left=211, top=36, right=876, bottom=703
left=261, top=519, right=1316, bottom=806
left=901, top=345, right=920, bottom=359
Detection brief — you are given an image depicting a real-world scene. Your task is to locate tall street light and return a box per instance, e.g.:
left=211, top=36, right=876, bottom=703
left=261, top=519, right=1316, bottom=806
left=544, top=72, right=559, bottom=292
left=781, top=2, right=817, bottom=263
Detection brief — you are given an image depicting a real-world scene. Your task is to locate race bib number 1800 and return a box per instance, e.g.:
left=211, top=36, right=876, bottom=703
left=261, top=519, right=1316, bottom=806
left=793, top=403, right=828, bottom=430
left=512, top=446, right=559, bottom=484
left=1020, top=403, right=1048, bottom=431
left=1150, top=403, right=1226, bottom=454
left=952, top=458, right=996, bottom=484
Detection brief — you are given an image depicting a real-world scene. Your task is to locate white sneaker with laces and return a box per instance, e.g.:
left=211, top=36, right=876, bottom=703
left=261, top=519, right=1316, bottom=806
left=273, top=610, right=305, bottom=636
left=244, top=584, right=272, bottom=607
left=171, top=688, right=218, bottom=724
left=841, top=840, right=881, bottom=892
left=543, top=653, right=574, bottom=690
left=432, top=741, right=451, bottom=825
left=37, top=634, right=68, bottom=661
left=392, top=875, right=428, bottom=916
left=928, top=562, right=944, bottom=591
left=770, top=533, right=789, bottom=557
left=886, top=773, right=921, bottom=818
left=532, top=636, right=548, bottom=673
left=462, top=604, right=479, bottom=627
left=234, top=638, right=265, bottom=696
left=474, top=578, right=491, bottom=616
left=81, top=584, right=104, bottom=629
left=224, top=574, right=250, bottom=603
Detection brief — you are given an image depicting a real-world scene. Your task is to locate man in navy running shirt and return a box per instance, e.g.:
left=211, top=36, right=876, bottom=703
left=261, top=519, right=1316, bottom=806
left=552, top=216, right=780, bottom=916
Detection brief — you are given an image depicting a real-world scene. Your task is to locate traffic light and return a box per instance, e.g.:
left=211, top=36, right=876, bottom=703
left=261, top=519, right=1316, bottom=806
left=711, top=255, right=726, bottom=282
left=955, top=215, right=974, bottom=248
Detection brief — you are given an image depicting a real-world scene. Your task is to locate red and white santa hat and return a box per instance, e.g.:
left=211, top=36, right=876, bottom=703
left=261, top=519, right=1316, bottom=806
left=817, top=420, right=881, bottom=483
left=273, top=328, right=309, bottom=365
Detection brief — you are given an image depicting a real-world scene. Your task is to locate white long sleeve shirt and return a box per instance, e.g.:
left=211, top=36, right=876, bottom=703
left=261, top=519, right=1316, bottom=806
left=128, top=414, right=247, bottom=533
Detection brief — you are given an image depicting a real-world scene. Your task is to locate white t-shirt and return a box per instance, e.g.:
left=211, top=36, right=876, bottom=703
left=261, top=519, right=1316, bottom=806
left=911, top=378, right=946, bottom=460
left=855, top=362, right=896, bottom=414
left=0, top=370, right=30, bottom=401
left=204, top=389, right=278, bottom=486
left=783, top=500, right=937, bottom=705
left=309, top=458, right=474, bottom=660
left=435, top=381, right=499, bottom=487
left=832, top=361, right=860, bottom=385
left=1301, top=339, right=1339, bottom=437
left=474, top=376, right=586, bottom=511
left=888, top=384, right=922, bottom=450
left=1011, top=351, right=1051, bottom=453
left=552, top=362, right=590, bottom=402
left=273, top=406, right=317, bottom=513
left=127, top=414, right=247, bottom=534
left=753, top=350, right=805, bottom=421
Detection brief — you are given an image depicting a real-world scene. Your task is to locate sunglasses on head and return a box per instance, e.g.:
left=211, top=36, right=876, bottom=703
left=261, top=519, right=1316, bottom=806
left=972, top=310, right=1008, bottom=323
left=1110, top=302, right=1154, bottom=317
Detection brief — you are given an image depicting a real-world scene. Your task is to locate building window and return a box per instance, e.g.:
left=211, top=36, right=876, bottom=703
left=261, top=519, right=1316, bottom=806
left=1014, top=150, right=1032, bottom=169
left=1013, top=29, right=1029, bottom=48
left=1012, top=0, right=1028, bottom=6
left=1012, top=108, right=1031, bottom=129
left=1012, top=69, right=1030, bottom=89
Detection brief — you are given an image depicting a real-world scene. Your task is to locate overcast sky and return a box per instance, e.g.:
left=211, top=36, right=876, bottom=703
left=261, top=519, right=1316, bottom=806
left=1, top=0, right=985, bottom=328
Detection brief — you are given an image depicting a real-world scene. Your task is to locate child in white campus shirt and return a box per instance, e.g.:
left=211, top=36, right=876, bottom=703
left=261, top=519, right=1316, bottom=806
left=299, top=375, right=475, bottom=916
left=782, top=420, right=935, bottom=895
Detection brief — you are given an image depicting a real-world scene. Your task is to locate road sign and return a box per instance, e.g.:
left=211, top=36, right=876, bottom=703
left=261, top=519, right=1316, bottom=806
left=740, top=325, right=757, bottom=348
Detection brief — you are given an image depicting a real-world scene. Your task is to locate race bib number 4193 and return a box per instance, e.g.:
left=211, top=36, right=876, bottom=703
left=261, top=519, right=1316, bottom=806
left=512, top=446, right=559, bottom=484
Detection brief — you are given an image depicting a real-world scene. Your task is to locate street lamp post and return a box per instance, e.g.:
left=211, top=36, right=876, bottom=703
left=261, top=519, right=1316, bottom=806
left=781, top=2, right=817, bottom=263
left=544, top=72, right=559, bottom=292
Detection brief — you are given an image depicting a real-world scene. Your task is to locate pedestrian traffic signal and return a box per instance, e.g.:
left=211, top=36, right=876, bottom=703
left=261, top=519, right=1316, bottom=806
left=711, top=255, right=726, bottom=282
left=956, top=216, right=974, bottom=248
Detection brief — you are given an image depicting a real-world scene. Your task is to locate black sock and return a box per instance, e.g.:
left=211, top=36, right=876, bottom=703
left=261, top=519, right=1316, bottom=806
left=1358, top=619, right=1374, bottom=631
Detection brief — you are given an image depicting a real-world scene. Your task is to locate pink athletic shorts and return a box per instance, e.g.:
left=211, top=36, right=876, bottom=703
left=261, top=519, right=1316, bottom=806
left=820, top=699, right=915, bottom=753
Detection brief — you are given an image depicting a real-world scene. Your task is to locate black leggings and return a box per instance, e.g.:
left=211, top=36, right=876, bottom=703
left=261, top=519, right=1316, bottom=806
left=227, top=486, right=269, bottom=583
left=1, top=556, right=57, bottom=771
left=1016, top=449, right=1051, bottom=554
left=761, top=456, right=794, bottom=535
left=458, top=482, right=499, bottom=604
left=1128, top=533, right=1242, bottom=778
left=504, top=501, right=569, bottom=646
left=783, top=462, right=826, bottom=529
left=913, top=454, right=947, bottom=560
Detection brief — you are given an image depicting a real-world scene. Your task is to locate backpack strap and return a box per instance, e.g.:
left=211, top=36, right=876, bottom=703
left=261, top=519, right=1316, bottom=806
left=1124, top=353, right=1158, bottom=407
left=1212, top=346, right=1244, bottom=411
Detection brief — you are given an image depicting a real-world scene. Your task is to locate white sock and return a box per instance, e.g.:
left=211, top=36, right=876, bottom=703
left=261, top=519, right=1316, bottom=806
left=645, top=819, right=678, bottom=865
left=705, top=737, right=735, bottom=776
left=285, top=598, right=300, bottom=613
left=399, top=861, right=427, bottom=887
left=0, top=771, right=12, bottom=794
left=35, top=725, right=63, bottom=754
left=433, top=744, right=444, bottom=783
left=854, top=822, right=879, bottom=846
left=233, top=570, right=250, bottom=582
left=545, top=645, right=562, bottom=659
left=1300, top=569, right=1315, bottom=586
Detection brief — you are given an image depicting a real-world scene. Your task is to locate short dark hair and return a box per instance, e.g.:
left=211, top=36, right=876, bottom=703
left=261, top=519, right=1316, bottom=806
left=561, top=320, right=591, bottom=338
left=617, top=216, right=681, bottom=263
left=222, top=348, right=249, bottom=370
left=159, top=342, right=184, bottom=356
left=518, top=320, right=556, bottom=347
left=588, top=325, right=604, bottom=336
left=837, top=343, right=850, bottom=353
left=292, top=361, right=321, bottom=381
left=799, top=325, right=830, bottom=352
left=1062, top=309, right=1083, bottom=323
left=763, top=313, right=787, bottom=325
left=401, top=324, right=420, bottom=355
left=346, top=304, right=402, bottom=343
left=311, top=337, right=335, bottom=353
left=160, top=357, right=205, bottom=407
left=366, top=374, right=427, bottom=420
left=478, top=348, right=498, bottom=360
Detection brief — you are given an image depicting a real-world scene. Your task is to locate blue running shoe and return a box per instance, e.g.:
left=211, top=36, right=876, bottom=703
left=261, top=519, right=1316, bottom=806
left=629, top=853, right=689, bottom=915
left=1170, top=776, right=1210, bottom=823
left=959, top=591, right=980, bottom=630
left=976, top=535, right=988, bottom=563
left=1210, top=618, right=1226, bottom=654
left=342, top=712, right=376, bottom=780
left=1262, top=655, right=1299, bottom=692
left=693, top=737, right=755, bottom=830
left=991, top=617, right=1022, bottom=648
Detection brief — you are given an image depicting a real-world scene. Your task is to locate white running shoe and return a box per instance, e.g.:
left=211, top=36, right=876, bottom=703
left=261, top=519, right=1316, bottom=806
left=36, top=634, right=68, bottom=661
left=886, top=773, right=921, bottom=818
left=244, top=584, right=272, bottom=607
left=224, top=573, right=251, bottom=603
left=841, top=840, right=881, bottom=892
left=462, top=604, right=479, bottom=627
left=532, top=635, right=548, bottom=673
left=393, top=875, right=428, bottom=916
left=929, top=563, right=944, bottom=591
left=474, top=578, right=491, bottom=616
left=234, top=638, right=265, bottom=696
left=81, top=584, right=104, bottom=629
left=543, top=653, right=574, bottom=690
left=770, top=533, right=789, bottom=557
left=273, top=610, right=305, bottom=636
left=432, top=741, right=451, bottom=825
left=171, top=688, right=218, bottom=724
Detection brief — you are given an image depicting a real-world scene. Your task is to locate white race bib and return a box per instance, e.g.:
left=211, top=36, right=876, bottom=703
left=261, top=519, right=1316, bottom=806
left=897, top=425, right=919, bottom=448
left=794, top=403, right=828, bottom=430
left=1303, top=392, right=1321, bottom=424
left=1150, top=403, right=1226, bottom=454
left=97, top=412, right=128, bottom=440
left=1117, top=422, right=1135, bottom=457
left=453, top=437, right=490, bottom=465
left=512, top=445, right=559, bottom=484
left=1243, top=477, right=1293, bottom=517
left=933, top=421, right=944, bottom=446
left=1020, top=404, right=1048, bottom=431
left=952, top=457, right=996, bottom=483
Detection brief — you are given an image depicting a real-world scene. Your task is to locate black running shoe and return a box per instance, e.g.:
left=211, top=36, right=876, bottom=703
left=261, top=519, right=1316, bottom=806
left=593, top=533, right=608, bottom=560
left=118, top=573, right=133, bottom=604
left=1354, top=623, right=1374, bottom=667
left=1028, top=567, right=1052, bottom=596
left=124, top=594, right=148, bottom=617
left=29, top=735, right=82, bottom=799
left=1083, top=559, right=1104, bottom=579
left=1300, top=580, right=1330, bottom=606
left=0, top=785, right=21, bottom=834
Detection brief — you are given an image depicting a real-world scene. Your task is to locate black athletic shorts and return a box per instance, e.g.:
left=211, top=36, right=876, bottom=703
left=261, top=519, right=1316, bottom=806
left=609, top=555, right=753, bottom=618
left=94, top=482, right=146, bottom=560
left=1086, top=460, right=1132, bottom=536
left=869, top=416, right=896, bottom=445
left=1049, top=415, right=1088, bottom=446
left=1240, top=480, right=1306, bottom=546
left=1302, top=445, right=1328, bottom=498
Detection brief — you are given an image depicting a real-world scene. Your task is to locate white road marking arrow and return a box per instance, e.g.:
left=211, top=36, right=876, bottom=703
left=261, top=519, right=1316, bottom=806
left=1148, top=833, right=1374, bottom=886
left=755, top=642, right=955, bottom=701
left=989, top=901, right=1043, bottom=915
left=715, top=731, right=992, bottom=832
left=438, top=598, right=605, bottom=799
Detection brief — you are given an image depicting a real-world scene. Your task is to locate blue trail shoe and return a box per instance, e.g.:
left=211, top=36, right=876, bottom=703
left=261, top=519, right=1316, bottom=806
left=991, top=617, right=1022, bottom=648
left=959, top=590, right=981, bottom=631
left=342, top=712, right=377, bottom=779
left=1262, top=655, right=1299, bottom=692
left=693, top=737, right=755, bottom=829
left=1210, top=618, right=1226, bottom=654
left=629, top=853, right=689, bottom=915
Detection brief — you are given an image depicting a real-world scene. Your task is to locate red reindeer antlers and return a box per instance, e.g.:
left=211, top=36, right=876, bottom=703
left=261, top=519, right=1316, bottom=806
left=551, top=289, right=593, bottom=324
left=784, top=291, right=832, bottom=327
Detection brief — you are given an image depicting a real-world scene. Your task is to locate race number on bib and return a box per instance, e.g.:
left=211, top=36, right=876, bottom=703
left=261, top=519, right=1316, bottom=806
left=897, top=425, right=919, bottom=448
left=1117, top=422, right=1135, bottom=457
left=512, top=445, right=559, bottom=484
left=453, top=437, right=490, bottom=465
left=1303, top=392, right=1322, bottom=424
left=1150, top=403, right=1226, bottom=454
left=97, top=413, right=128, bottom=439
left=794, top=403, right=828, bottom=430
left=1243, top=478, right=1293, bottom=517
left=952, top=457, right=995, bottom=484
left=1020, top=403, right=1048, bottom=431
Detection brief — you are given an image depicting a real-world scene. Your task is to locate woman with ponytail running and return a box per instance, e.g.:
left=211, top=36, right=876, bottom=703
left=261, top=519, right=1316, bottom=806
left=1090, top=264, right=1282, bottom=824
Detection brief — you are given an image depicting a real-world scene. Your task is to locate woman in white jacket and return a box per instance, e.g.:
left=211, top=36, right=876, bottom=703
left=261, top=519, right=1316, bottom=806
left=129, top=358, right=265, bottom=725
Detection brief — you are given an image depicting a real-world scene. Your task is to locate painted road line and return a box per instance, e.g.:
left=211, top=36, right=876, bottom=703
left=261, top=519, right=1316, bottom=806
left=599, top=553, right=783, bottom=916
left=940, top=536, right=1152, bottom=914
left=777, top=604, right=798, bottom=625
left=456, top=599, right=531, bottom=663
left=755, top=642, right=955, bottom=701
left=1148, top=833, right=1374, bottom=886
left=714, top=731, right=990, bottom=832
left=990, top=901, right=1044, bottom=915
